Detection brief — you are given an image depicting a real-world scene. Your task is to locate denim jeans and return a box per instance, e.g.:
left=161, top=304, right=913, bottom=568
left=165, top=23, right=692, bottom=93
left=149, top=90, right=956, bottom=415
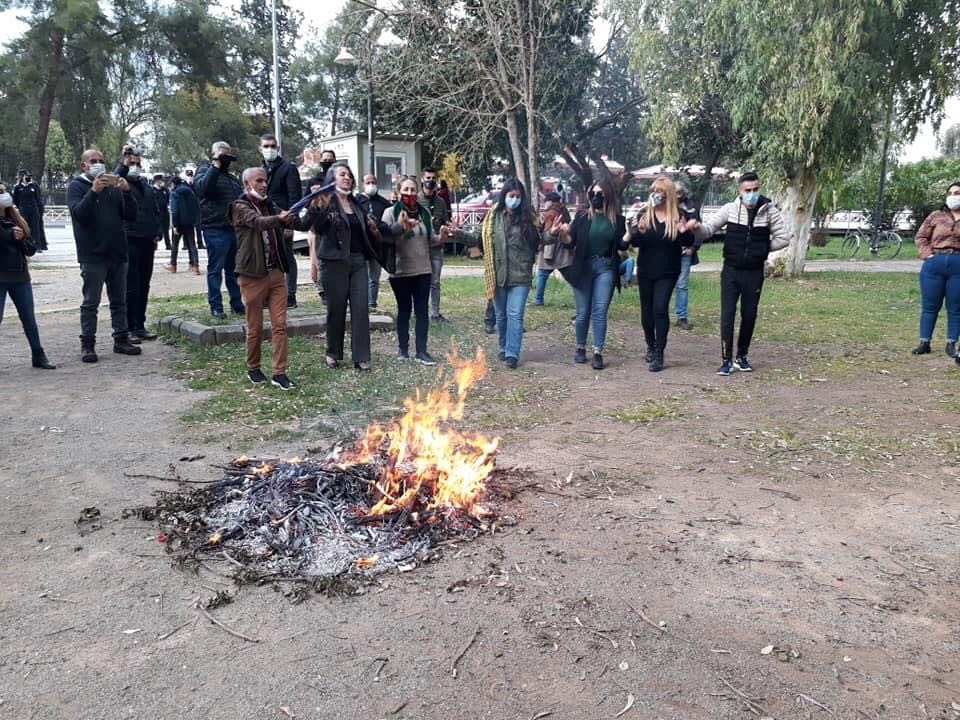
left=494, top=284, right=530, bottom=360
left=918, top=253, right=960, bottom=341
left=533, top=268, right=553, bottom=304
left=619, top=257, right=635, bottom=286
left=0, top=279, right=43, bottom=350
left=572, top=255, right=616, bottom=351
left=80, top=260, right=129, bottom=339
left=673, top=253, right=692, bottom=320
left=202, top=226, right=243, bottom=313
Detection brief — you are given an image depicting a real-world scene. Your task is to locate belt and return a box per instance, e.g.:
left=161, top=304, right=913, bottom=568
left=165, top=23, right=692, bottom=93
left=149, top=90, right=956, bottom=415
left=933, top=248, right=960, bottom=255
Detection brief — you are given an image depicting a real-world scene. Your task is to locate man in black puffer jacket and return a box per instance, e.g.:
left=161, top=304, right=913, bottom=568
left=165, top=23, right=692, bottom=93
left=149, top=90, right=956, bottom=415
left=67, top=148, right=141, bottom=363
left=116, top=147, right=163, bottom=342
left=697, top=171, right=791, bottom=376
left=194, top=141, right=244, bottom=318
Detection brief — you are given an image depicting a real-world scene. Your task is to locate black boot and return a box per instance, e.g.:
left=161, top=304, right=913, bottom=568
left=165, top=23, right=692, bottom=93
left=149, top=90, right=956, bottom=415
left=644, top=346, right=655, bottom=363
left=31, top=348, right=56, bottom=369
left=80, top=337, right=98, bottom=363
left=113, top=334, right=143, bottom=355
left=649, top=348, right=664, bottom=372
left=911, top=340, right=931, bottom=355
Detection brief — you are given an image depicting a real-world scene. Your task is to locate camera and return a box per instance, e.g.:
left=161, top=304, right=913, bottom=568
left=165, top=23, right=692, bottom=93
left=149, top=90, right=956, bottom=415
left=123, top=144, right=143, bottom=157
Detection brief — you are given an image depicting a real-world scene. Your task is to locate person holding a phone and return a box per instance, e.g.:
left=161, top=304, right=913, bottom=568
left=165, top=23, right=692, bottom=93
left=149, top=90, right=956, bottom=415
left=67, top=148, right=142, bottom=363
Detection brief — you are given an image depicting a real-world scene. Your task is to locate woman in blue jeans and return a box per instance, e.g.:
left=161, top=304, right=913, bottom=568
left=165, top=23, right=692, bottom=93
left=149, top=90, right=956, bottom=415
left=555, top=179, right=627, bottom=370
left=912, top=182, right=960, bottom=365
left=0, top=185, right=55, bottom=369
left=481, top=178, right=539, bottom=368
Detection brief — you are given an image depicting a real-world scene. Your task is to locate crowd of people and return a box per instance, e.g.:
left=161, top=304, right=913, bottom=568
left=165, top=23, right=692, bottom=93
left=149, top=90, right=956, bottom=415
left=4, top=144, right=960, bottom=378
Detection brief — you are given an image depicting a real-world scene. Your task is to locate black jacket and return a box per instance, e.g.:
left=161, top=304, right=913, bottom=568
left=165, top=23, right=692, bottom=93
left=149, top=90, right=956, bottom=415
left=67, top=174, right=138, bottom=263
left=125, top=176, right=163, bottom=241
left=194, top=164, right=243, bottom=229
left=153, top=185, right=171, bottom=220
left=12, top=181, right=43, bottom=213
left=562, top=211, right=628, bottom=289
left=263, top=157, right=302, bottom=210
left=0, top=218, right=34, bottom=283
left=312, top=195, right=378, bottom=261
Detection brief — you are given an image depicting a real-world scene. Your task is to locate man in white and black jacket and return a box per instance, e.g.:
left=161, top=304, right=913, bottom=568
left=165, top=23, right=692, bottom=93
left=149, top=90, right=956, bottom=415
left=696, top=171, right=791, bottom=376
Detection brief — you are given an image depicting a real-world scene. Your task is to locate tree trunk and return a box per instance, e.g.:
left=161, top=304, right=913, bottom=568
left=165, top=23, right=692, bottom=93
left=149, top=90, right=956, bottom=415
left=770, top=166, right=818, bottom=277
left=526, top=113, right=539, bottom=200
left=505, top=111, right=526, bottom=188
left=33, top=27, right=65, bottom=181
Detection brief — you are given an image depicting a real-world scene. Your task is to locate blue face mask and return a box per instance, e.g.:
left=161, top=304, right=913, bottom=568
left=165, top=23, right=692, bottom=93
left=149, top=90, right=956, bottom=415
left=505, top=196, right=522, bottom=210
left=741, top=190, right=760, bottom=206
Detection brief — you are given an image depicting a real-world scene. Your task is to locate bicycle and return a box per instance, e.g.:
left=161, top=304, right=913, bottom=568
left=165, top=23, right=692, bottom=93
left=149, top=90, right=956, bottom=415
left=840, top=224, right=902, bottom=259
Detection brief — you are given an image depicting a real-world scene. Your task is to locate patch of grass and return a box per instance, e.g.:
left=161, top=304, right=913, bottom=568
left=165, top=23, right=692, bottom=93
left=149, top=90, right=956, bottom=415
left=604, top=397, right=686, bottom=425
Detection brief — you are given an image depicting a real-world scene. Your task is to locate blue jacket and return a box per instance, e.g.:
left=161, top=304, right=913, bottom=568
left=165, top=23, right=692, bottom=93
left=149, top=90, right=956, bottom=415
left=170, top=183, right=201, bottom=228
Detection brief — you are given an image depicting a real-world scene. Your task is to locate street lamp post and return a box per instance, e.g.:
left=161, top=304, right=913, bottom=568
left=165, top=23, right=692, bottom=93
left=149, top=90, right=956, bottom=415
left=334, top=42, right=376, bottom=177
left=270, top=0, right=281, bottom=146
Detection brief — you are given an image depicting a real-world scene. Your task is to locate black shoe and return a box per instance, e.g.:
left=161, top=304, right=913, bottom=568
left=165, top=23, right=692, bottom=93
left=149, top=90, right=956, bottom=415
left=113, top=337, right=143, bottom=355
left=912, top=341, right=931, bottom=355
left=946, top=341, right=956, bottom=358
left=134, top=328, right=158, bottom=341
left=287, top=295, right=297, bottom=309
left=498, top=351, right=506, bottom=362
left=591, top=352, right=604, bottom=370
left=716, top=359, right=733, bottom=376
left=127, top=333, right=142, bottom=345
left=397, top=350, right=409, bottom=360
left=649, top=349, right=664, bottom=372
left=211, top=309, right=226, bottom=319
left=231, top=306, right=245, bottom=316
left=505, top=356, right=518, bottom=369
left=644, top=347, right=654, bottom=363
left=574, top=347, right=587, bottom=364
left=677, top=318, right=691, bottom=331
left=733, top=356, right=753, bottom=372
left=271, top=373, right=296, bottom=389
left=414, top=352, right=437, bottom=366
left=484, top=322, right=496, bottom=334
left=80, top=340, right=98, bottom=364
left=247, top=368, right=267, bottom=385
left=431, top=313, right=448, bottom=323
left=353, top=362, right=371, bottom=373
left=31, top=349, right=56, bottom=369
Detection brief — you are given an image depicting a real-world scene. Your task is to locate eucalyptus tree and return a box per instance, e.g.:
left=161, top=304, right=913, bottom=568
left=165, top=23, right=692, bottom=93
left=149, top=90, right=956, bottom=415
left=620, top=0, right=960, bottom=275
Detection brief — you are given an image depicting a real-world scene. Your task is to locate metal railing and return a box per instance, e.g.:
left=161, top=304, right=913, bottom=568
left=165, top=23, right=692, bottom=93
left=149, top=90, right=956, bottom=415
left=43, top=205, right=71, bottom=225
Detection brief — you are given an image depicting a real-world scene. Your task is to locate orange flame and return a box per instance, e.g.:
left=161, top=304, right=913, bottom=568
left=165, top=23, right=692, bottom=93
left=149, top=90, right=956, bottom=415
left=340, top=346, right=499, bottom=518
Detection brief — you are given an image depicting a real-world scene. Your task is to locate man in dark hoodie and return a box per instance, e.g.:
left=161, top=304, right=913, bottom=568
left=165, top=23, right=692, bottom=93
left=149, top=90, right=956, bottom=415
left=66, top=148, right=141, bottom=363
left=259, top=133, right=302, bottom=308
left=117, top=147, right=163, bottom=342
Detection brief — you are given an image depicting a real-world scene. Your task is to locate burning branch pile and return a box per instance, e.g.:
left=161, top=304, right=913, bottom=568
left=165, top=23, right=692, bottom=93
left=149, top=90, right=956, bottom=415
left=133, top=348, right=511, bottom=585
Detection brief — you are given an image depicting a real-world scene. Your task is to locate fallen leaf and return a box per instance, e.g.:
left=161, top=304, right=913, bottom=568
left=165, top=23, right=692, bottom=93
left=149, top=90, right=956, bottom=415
left=613, top=692, right=635, bottom=718
left=279, top=706, right=296, bottom=718
left=760, top=645, right=775, bottom=655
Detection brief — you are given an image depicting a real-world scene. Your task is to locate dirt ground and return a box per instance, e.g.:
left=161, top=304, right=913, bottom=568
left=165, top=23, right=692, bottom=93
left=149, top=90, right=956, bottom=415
left=1, top=262, right=959, bottom=720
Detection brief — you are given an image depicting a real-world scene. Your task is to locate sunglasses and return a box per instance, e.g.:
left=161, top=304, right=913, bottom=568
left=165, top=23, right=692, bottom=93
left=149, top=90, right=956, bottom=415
left=261, top=144, right=278, bottom=149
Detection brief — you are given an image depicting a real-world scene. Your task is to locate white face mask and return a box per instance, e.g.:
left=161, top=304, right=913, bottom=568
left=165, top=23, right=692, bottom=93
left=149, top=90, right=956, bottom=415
left=364, top=183, right=378, bottom=196
left=87, top=163, right=106, bottom=178
left=946, top=195, right=960, bottom=210
left=336, top=186, right=352, bottom=195
left=248, top=188, right=265, bottom=201
left=0, top=193, right=12, bottom=208
left=261, top=147, right=279, bottom=162
left=128, top=165, right=141, bottom=178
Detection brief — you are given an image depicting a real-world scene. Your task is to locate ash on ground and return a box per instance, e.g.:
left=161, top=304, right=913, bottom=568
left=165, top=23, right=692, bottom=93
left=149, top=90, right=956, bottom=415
left=131, top=455, right=518, bottom=585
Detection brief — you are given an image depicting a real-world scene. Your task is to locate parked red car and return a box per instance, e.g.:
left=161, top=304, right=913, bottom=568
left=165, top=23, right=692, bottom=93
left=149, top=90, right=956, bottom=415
left=451, top=190, right=500, bottom=232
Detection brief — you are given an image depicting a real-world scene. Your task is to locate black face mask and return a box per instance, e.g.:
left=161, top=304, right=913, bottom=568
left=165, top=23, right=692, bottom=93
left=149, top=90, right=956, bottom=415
left=591, top=194, right=604, bottom=210
left=423, top=180, right=437, bottom=190
left=319, top=160, right=333, bottom=174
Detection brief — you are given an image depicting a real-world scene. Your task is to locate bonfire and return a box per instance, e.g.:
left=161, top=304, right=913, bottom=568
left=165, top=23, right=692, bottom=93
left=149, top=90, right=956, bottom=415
left=131, top=347, right=508, bottom=587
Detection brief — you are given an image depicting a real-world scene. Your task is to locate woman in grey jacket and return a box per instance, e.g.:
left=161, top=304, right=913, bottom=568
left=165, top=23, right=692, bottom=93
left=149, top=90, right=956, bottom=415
left=310, top=163, right=379, bottom=371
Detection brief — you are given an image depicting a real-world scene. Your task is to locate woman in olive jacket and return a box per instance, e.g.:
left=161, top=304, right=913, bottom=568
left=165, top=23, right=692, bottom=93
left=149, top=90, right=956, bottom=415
left=309, top=163, right=380, bottom=371
left=0, top=184, right=55, bottom=369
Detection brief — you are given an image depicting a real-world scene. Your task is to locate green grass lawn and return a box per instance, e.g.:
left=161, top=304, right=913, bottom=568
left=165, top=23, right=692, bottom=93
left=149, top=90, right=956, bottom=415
left=153, top=267, right=923, bottom=436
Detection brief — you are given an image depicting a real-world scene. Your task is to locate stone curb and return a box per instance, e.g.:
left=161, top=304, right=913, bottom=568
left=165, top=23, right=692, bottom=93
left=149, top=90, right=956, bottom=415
left=158, top=313, right=395, bottom=345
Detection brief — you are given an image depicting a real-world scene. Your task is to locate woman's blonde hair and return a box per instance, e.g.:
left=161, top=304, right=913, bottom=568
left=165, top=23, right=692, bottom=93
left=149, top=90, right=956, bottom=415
left=0, top=184, right=30, bottom=237
left=642, top=175, right=680, bottom=240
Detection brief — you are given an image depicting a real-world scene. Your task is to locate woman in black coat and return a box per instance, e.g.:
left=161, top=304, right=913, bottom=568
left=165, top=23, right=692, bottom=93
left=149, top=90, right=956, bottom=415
left=0, top=184, right=55, bottom=369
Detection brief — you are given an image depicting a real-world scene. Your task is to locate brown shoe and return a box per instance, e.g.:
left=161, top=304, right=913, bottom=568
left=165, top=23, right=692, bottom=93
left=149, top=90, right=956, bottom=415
left=190, top=266, right=201, bottom=275
left=164, top=264, right=177, bottom=273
